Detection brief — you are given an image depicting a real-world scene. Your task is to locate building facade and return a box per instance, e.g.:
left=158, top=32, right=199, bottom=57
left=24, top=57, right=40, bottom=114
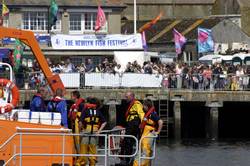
left=1, top=0, right=126, bottom=65
left=122, top=0, right=250, bottom=61
left=1, top=0, right=250, bottom=64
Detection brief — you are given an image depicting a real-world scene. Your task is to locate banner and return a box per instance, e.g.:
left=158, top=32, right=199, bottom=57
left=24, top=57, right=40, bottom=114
left=59, top=73, right=80, bottom=88
left=85, top=73, right=163, bottom=88
left=3, top=34, right=51, bottom=44
left=51, top=34, right=143, bottom=50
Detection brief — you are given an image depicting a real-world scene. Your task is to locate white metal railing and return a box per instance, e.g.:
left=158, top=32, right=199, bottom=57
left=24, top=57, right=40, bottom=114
left=0, top=62, right=13, bottom=81
left=16, top=127, right=71, bottom=132
left=1, top=127, right=156, bottom=166
left=3, top=132, right=108, bottom=166
left=0, top=133, right=18, bottom=150
left=108, top=134, right=139, bottom=158
left=138, top=134, right=158, bottom=166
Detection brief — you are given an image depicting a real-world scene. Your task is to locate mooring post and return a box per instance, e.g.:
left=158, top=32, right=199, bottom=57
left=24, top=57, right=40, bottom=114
left=173, top=101, right=181, bottom=140
left=211, top=107, right=219, bottom=140
left=205, top=101, right=222, bottom=140
left=107, top=100, right=120, bottom=129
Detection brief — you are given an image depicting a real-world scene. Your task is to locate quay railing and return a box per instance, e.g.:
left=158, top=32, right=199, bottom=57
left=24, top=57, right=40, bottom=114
left=11, top=71, right=250, bottom=91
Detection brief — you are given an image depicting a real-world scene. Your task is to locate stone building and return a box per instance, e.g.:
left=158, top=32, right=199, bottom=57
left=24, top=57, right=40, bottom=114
left=122, top=0, right=216, bottom=20
left=1, top=0, right=250, bottom=63
left=1, top=0, right=126, bottom=65
left=122, top=0, right=250, bottom=61
left=238, top=0, right=250, bottom=37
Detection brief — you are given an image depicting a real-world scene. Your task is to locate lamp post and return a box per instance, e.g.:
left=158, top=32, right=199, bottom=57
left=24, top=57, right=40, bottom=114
left=134, top=0, right=137, bottom=34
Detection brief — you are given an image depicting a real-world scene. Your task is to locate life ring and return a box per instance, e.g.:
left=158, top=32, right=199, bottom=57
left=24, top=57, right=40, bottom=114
left=0, top=78, right=19, bottom=114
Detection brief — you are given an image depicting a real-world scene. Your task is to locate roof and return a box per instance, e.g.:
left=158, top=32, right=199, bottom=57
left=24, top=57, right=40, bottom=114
left=237, top=0, right=250, bottom=7
left=124, top=0, right=216, bottom=5
left=122, top=18, right=222, bottom=43
left=6, top=0, right=125, bottom=7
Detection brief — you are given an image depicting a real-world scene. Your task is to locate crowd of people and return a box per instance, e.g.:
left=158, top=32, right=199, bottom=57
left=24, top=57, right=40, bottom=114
left=30, top=88, right=162, bottom=166
left=13, top=57, right=250, bottom=91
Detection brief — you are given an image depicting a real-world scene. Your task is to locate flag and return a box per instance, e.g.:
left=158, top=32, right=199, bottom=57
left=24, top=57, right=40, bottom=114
left=95, top=5, right=106, bottom=31
left=139, top=12, right=163, bottom=33
left=2, top=0, right=9, bottom=16
left=49, top=0, right=58, bottom=29
left=141, top=31, right=147, bottom=51
left=13, top=39, right=24, bottom=72
left=198, top=27, right=214, bottom=53
left=173, top=28, right=187, bottom=55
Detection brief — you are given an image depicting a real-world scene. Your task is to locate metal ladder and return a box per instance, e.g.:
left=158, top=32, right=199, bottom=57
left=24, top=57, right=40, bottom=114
left=158, top=98, right=169, bottom=138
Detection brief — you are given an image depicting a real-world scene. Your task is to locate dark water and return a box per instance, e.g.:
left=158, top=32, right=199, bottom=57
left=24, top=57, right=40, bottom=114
left=155, top=140, right=250, bottom=166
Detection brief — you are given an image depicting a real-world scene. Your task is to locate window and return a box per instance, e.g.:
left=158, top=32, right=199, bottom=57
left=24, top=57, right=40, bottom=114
left=69, top=13, right=81, bottom=32
left=84, top=13, right=96, bottom=31
left=22, top=11, right=61, bottom=32
left=69, top=12, right=107, bottom=34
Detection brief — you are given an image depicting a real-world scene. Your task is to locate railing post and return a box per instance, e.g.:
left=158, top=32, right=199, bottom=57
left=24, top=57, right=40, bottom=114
left=138, top=135, right=158, bottom=166
left=62, top=133, right=65, bottom=166
left=138, top=138, right=142, bottom=166
left=19, top=132, right=22, bottom=166
left=105, top=134, right=108, bottom=166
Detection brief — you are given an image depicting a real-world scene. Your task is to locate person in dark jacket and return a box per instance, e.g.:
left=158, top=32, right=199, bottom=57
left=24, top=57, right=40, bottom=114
left=30, top=87, right=47, bottom=112
left=47, top=88, right=68, bottom=128
left=76, top=97, right=107, bottom=166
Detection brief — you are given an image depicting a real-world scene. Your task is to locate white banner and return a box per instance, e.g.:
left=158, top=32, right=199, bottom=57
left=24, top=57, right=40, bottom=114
left=59, top=73, right=80, bottom=88
left=121, top=74, right=163, bottom=88
left=51, top=34, right=143, bottom=50
left=85, top=73, right=162, bottom=88
left=85, top=73, right=121, bottom=87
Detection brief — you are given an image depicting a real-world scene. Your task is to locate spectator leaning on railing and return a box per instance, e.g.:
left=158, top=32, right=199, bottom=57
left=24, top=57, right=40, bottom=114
left=12, top=56, right=250, bottom=91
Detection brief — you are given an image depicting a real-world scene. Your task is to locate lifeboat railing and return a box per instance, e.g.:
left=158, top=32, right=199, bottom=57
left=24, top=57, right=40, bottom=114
left=138, top=134, right=158, bottom=166
left=2, top=127, right=157, bottom=166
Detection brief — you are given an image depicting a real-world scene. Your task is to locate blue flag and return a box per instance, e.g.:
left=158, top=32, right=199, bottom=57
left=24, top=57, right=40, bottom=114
left=198, top=28, right=214, bottom=53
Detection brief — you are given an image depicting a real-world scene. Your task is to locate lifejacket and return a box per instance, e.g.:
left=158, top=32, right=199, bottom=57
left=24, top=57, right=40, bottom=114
left=125, top=99, right=141, bottom=122
left=139, top=107, right=157, bottom=130
left=82, top=104, right=101, bottom=133
left=49, top=96, right=64, bottom=112
left=69, top=98, right=85, bottom=120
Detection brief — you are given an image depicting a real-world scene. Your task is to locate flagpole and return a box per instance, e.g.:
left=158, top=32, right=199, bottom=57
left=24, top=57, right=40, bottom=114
left=47, top=5, right=50, bottom=34
left=134, top=0, right=136, bottom=34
